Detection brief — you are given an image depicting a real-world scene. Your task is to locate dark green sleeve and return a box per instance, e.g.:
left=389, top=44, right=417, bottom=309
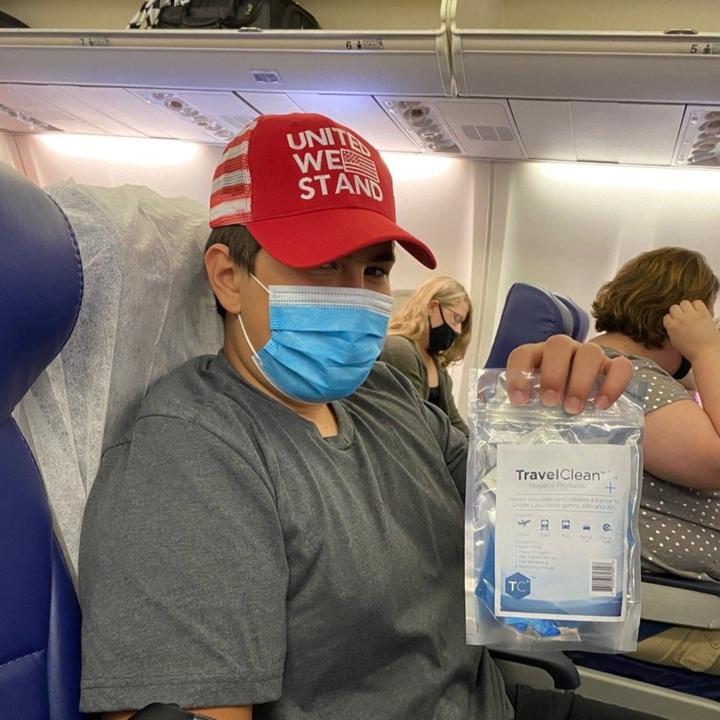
left=439, top=368, right=469, bottom=436
left=378, top=335, right=428, bottom=399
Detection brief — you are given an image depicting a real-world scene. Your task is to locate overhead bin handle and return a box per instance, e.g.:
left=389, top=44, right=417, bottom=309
left=664, top=28, right=699, bottom=35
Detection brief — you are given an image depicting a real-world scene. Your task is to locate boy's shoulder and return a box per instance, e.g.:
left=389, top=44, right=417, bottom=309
left=361, top=360, right=425, bottom=407
left=138, top=353, right=272, bottom=432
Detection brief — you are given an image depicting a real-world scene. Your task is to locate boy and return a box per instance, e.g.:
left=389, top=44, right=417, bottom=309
left=79, top=114, right=641, bottom=720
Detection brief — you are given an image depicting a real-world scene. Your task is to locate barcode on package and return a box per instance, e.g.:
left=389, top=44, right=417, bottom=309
left=590, top=560, right=616, bottom=595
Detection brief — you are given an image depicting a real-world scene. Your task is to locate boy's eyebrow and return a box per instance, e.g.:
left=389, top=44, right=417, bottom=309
left=370, top=250, right=396, bottom=262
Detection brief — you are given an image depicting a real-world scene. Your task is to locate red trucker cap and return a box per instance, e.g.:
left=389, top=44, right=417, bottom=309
left=209, top=113, right=436, bottom=269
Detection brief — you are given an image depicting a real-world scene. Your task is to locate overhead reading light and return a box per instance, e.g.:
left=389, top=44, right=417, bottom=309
left=137, top=91, right=236, bottom=142
left=40, top=134, right=199, bottom=166
left=0, top=102, right=60, bottom=132
left=380, top=100, right=460, bottom=154
left=676, top=108, right=720, bottom=166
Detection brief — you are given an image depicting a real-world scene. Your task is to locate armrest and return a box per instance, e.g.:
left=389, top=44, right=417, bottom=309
left=642, top=572, right=720, bottom=597
left=641, top=577, right=720, bottom=629
left=489, top=649, right=580, bottom=690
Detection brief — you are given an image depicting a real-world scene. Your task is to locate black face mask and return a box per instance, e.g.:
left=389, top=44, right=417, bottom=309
left=428, top=306, right=458, bottom=355
left=672, top=355, right=692, bottom=380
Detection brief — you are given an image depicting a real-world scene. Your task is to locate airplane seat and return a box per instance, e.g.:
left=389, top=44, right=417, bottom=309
left=484, top=282, right=589, bottom=368
left=555, top=293, right=590, bottom=342
left=0, top=162, right=86, bottom=719
left=5, top=174, right=221, bottom=716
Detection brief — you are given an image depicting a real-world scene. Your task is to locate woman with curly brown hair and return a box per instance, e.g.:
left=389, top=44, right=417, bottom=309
left=380, top=276, right=472, bottom=435
left=591, top=247, right=720, bottom=673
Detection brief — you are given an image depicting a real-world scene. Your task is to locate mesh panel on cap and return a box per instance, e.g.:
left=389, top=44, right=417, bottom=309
left=209, top=119, right=258, bottom=228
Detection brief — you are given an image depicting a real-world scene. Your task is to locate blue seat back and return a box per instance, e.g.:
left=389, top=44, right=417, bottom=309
left=485, top=282, right=590, bottom=368
left=0, top=162, right=85, bottom=719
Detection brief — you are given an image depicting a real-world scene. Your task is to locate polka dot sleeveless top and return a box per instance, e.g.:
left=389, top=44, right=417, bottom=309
left=605, top=349, right=720, bottom=581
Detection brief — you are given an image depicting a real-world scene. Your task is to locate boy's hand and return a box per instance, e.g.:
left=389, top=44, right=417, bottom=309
left=506, top=335, right=633, bottom=414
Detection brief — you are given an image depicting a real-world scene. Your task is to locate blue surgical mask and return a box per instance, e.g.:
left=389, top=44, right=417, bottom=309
left=238, top=275, right=392, bottom=403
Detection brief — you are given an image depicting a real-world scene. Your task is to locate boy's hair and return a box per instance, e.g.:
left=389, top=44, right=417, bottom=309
left=388, top=276, right=473, bottom=367
left=592, top=246, right=719, bottom=348
left=205, top=224, right=261, bottom=319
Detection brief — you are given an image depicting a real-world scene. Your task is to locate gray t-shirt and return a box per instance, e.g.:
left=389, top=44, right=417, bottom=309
left=605, top=349, right=720, bottom=581
left=79, top=354, right=512, bottom=719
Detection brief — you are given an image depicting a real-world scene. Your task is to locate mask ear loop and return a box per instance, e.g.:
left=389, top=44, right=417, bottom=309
left=236, top=312, right=257, bottom=354
left=236, top=274, right=304, bottom=404
left=236, top=273, right=269, bottom=356
left=250, top=273, right=270, bottom=294
left=438, top=304, right=448, bottom=326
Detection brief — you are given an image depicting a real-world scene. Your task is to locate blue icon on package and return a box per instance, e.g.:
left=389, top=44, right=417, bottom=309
left=506, top=572, right=532, bottom=599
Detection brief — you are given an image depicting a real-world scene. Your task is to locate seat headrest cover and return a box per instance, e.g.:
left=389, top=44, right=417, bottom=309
left=556, top=294, right=590, bottom=342
left=484, top=282, right=583, bottom=368
left=15, top=180, right=222, bottom=569
left=0, top=163, right=83, bottom=419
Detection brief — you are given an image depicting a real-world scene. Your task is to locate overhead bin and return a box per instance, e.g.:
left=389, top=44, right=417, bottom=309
left=0, top=0, right=452, bottom=96
left=451, top=0, right=720, bottom=103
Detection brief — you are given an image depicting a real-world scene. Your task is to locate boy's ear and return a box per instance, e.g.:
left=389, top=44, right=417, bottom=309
left=204, top=244, right=245, bottom=315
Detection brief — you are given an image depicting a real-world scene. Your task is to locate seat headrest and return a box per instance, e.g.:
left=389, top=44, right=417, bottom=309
left=484, top=282, right=590, bottom=368
left=556, top=293, right=590, bottom=342
left=0, top=163, right=83, bottom=420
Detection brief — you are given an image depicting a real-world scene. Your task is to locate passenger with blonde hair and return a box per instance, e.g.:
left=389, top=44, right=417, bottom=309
left=591, top=247, right=720, bottom=674
left=380, top=276, right=472, bottom=434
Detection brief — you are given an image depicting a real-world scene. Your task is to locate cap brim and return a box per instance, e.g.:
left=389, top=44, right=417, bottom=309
left=246, top=207, right=436, bottom=270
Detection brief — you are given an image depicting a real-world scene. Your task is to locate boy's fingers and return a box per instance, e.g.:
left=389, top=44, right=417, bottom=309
left=595, top=356, right=634, bottom=410
left=506, top=339, right=633, bottom=411
left=506, top=343, right=544, bottom=404
left=537, top=335, right=578, bottom=408
left=561, top=342, right=607, bottom=414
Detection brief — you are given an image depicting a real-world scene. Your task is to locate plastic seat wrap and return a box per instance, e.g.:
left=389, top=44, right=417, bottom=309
left=14, top=181, right=223, bottom=569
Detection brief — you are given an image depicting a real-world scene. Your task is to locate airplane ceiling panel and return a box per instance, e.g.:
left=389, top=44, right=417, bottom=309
left=376, top=96, right=527, bottom=159
left=0, top=111, right=40, bottom=133
left=127, top=89, right=258, bottom=143
left=511, top=99, right=684, bottom=165
left=0, top=84, right=103, bottom=134
left=572, top=102, right=684, bottom=165
left=507, top=101, right=577, bottom=162
left=237, top=92, right=303, bottom=117
left=6, top=84, right=144, bottom=136
left=286, top=93, right=419, bottom=152
left=673, top=106, right=720, bottom=167
left=54, top=86, right=211, bottom=141
left=434, top=100, right=526, bottom=159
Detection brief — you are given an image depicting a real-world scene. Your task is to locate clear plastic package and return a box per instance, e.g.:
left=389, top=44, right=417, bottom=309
left=465, top=369, right=644, bottom=653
